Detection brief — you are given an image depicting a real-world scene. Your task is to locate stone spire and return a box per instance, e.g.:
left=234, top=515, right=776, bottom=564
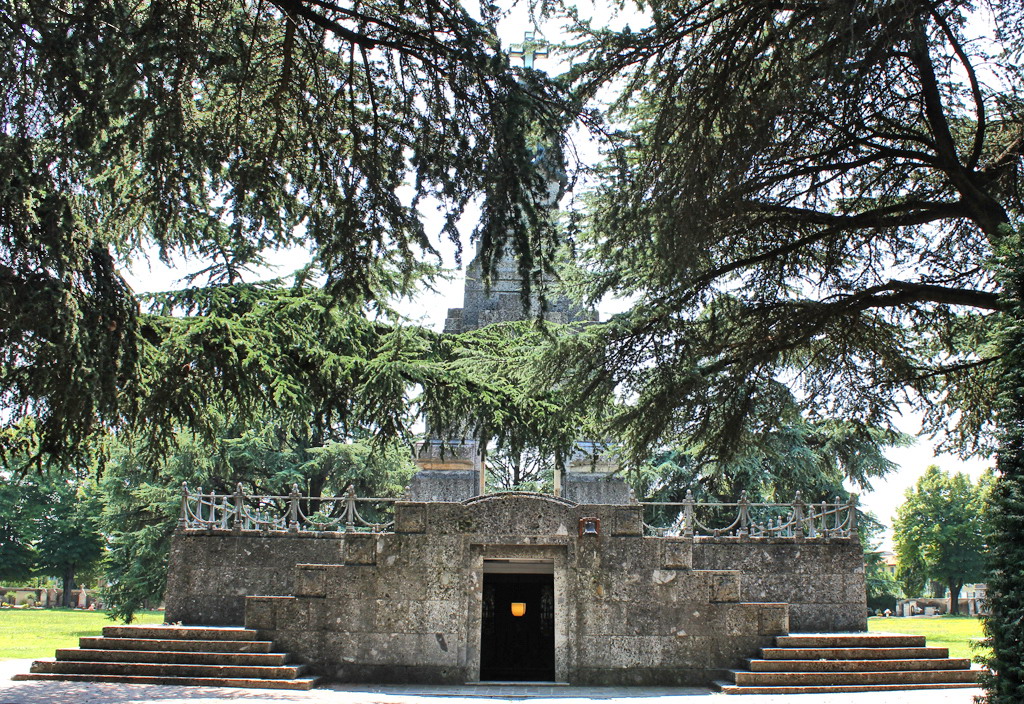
left=444, top=31, right=594, bottom=336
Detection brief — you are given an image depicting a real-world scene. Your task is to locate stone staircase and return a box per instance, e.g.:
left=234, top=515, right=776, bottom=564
left=716, top=632, right=982, bottom=694
left=13, top=624, right=320, bottom=690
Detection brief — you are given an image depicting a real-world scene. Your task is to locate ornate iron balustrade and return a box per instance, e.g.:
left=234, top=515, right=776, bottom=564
left=178, top=483, right=396, bottom=533
left=640, top=491, right=858, bottom=539
left=178, top=484, right=857, bottom=539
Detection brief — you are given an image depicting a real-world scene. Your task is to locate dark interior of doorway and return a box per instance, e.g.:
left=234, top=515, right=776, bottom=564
left=479, top=572, right=555, bottom=682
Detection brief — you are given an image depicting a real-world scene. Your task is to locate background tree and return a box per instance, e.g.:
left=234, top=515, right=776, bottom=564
left=893, top=466, right=989, bottom=614
left=0, top=476, right=39, bottom=584
left=623, top=417, right=906, bottom=503
left=0, top=465, right=105, bottom=604
left=895, top=547, right=930, bottom=600
left=32, top=476, right=106, bottom=607
left=861, top=516, right=904, bottom=614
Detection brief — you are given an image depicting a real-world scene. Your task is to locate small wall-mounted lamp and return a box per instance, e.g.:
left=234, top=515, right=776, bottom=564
left=511, top=602, right=526, bottom=617
left=579, top=516, right=601, bottom=537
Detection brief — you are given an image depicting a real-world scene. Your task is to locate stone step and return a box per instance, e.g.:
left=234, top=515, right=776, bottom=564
left=29, top=659, right=308, bottom=680
left=715, top=679, right=981, bottom=695
left=775, top=633, right=926, bottom=648
left=746, top=657, right=972, bottom=672
left=79, top=636, right=274, bottom=653
left=730, top=668, right=981, bottom=687
left=760, top=646, right=950, bottom=660
left=12, top=672, right=321, bottom=690
left=57, top=648, right=290, bottom=666
left=102, top=625, right=259, bottom=641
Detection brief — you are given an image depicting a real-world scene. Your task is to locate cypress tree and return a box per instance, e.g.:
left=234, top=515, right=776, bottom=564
left=984, top=226, right=1024, bottom=701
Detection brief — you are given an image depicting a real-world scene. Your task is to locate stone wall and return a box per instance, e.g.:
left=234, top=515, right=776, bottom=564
left=164, top=493, right=865, bottom=685
left=692, top=540, right=866, bottom=632
left=165, top=534, right=347, bottom=625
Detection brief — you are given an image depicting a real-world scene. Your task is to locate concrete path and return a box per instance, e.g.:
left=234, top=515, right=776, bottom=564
left=0, top=660, right=984, bottom=704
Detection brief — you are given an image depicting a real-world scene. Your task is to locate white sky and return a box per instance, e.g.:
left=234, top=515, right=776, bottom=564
left=120, top=3, right=993, bottom=548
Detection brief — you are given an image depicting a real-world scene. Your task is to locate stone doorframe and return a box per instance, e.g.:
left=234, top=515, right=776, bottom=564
left=467, top=544, right=571, bottom=683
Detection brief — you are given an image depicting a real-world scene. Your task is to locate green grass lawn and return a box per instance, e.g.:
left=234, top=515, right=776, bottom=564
left=869, top=614, right=987, bottom=661
left=0, top=608, right=164, bottom=660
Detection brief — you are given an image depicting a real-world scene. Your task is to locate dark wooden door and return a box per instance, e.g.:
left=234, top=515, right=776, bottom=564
left=479, top=573, right=555, bottom=681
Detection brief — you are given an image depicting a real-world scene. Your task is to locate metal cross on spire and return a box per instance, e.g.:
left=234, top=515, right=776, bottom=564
left=509, top=30, right=548, bottom=70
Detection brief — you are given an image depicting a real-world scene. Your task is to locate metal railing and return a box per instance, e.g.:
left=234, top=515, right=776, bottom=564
left=640, top=491, right=858, bottom=538
left=178, top=483, right=396, bottom=533
left=178, top=484, right=857, bottom=539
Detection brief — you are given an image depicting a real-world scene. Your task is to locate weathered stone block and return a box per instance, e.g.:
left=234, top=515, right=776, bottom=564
left=563, top=473, right=632, bottom=504
left=601, top=535, right=660, bottom=570
left=273, top=628, right=324, bottom=661
left=660, top=571, right=709, bottom=603
left=321, top=631, right=359, bottom=662
left=324, top=597, right=377, bottom=633
left=279, top=596, right=320, bottom=630
left=414, top=632, right=460, bottom=667
left=663, top=539, right=693, bottom=569
left=395, top=503, right=428, bottom=534
left=374, top=598, right=420, bottom=633
left=346, top=633, right=431, bottom=666
left=845, top=579, right=868, bottom=604
left=652, top=569, right=678, bottom=585
left=323, top=564, right=380, bottom=600
left=708, top=570, right=741, bottom=602
left=418, top=599, right=462, bottom=633
left=580, top=634, right=663, bottom=669
left=422, top=568, right=465, bottom=601
left=613, top=506, right=643, bottom=536
left=245, top=596, right=288, bottom=630
left=344, top=535, right=377, bottom=565
left=725, top=605, right=759, bottom=636
left=295, top=564, right=327, bottom=598
left=758, top=603, right=789, bottom=635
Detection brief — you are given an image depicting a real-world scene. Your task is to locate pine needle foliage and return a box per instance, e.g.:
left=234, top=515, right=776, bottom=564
left=556, top=0, right=1021, bottom=465
left=627, top=420, right=907, bottom=504
left=983, top=224, right=1024, bottom=702
left=420, top=320, right=599, bottom=465
left=0, top=0, right=574, bottom=465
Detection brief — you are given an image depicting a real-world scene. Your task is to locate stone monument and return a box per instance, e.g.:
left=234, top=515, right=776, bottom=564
left=409, top=31, right=611, bottom=503
left=164, top=485, right=868, bottom=685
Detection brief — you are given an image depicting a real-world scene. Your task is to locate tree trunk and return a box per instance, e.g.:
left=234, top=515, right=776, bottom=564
left=61, top=564, right=76, bottom=608
left=949, top=580, right=962, bottom=616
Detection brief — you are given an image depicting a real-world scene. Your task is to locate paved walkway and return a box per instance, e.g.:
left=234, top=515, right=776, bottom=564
left=0, top=660, right=984, bottom=704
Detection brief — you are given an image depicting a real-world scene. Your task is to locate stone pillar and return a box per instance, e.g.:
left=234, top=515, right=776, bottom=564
left=404, top=440, right=483, bottom=502
left=562, top=441, right=633, bottom=504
